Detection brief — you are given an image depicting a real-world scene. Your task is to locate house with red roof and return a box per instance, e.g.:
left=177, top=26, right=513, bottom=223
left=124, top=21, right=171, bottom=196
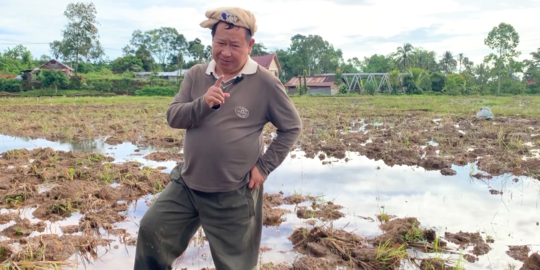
left=284, top=74, right=339, bottom=95
left=251, top=53, right=281, bottom=77
left=32, top=59, right=74, bottom=77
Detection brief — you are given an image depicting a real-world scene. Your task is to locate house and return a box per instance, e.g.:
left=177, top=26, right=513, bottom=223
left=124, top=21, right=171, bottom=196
left=33, top=59, right=74, bottom=77
left=251, top=53, right=281, bottom=77
left=284, top=74, right=339, bottom=95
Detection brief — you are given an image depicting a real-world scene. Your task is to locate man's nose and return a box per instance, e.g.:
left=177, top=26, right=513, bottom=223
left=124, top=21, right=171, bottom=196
left=221, top=46, right=232, bottom=57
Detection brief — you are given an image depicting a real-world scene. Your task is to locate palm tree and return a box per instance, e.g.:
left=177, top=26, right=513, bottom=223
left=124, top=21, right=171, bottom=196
left=473, top=63, right=490, bottom=92
left=393, top=43, right=414, bottom=71
left=458, top=53, right=464, bottom=73
left=440, top=51, right=457, bottom=74
left=463, top=57, right=474, bottom=73
left=405, top=67, right=430, bottom=94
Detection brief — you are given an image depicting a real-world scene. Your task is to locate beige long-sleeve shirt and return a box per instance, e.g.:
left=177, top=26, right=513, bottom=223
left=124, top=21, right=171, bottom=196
left=166, top=57, right=302, bottom=192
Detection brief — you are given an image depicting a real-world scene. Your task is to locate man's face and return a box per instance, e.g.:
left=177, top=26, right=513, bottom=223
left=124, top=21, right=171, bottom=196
left=212, top=22, right=254, bottom=75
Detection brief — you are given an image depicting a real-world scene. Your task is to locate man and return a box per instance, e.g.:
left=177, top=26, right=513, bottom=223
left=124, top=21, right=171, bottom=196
left=134, top=7, right=302, bottom=270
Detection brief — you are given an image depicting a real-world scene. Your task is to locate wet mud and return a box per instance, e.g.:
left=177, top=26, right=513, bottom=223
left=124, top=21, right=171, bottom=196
left=1, top=100, right=540, bottom=269
left=1, top=103, right=539, bottom=180
left=522, top=252, right=540, bottom=270
left=508, top=245, right=532, bottom=262
left=0, top=147, right=170, bottom=267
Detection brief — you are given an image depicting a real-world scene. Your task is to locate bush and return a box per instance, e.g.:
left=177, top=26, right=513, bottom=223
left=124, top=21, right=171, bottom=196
left=69, top=76, right=83, bottom=89
left=135, top=86, right=178, bottom=96
left=38, top=70, right=69, bottom=91
left=338, top=84, right=348, bottom=94
left=364, top=81, right=377, bottom=95
left=0, top=78, right=22, bottom=92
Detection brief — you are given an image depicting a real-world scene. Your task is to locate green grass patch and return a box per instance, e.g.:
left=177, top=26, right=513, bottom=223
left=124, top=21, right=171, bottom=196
left=2, top=89, right=115, bottom=97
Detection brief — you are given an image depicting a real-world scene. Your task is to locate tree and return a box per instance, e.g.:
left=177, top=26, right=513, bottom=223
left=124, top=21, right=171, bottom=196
left=403, top=68, right=431, bottom=94
left=439, top=51, right=457, bottom=74
left=523, top=48, right=540, bottom=93
left=251, top=43, right=268, bottom=56
left=363, top=54, right=394, bottom=73
left=3, top=45, right=28, bottom=60
left=126, top=27, right=187, bottom=71
left=110, top=55, right=143, bottom=72
left=484, top=22, right=521, bottom=94
left=393, top=43, right=414, bottom=70
left=38, top=70, right=69, bottom=92
left=473, top=63, right=491, bottom=93
left=411, top=48, right=437, bottom=72
left=49, top=40, right=67, bottom=60
left=289, top=34, right=341, bottom=75
left=458, top=53, right=464, bottom=73
left=187, top=38, right=205, bottom=64
left=60, top=2, right=102, bottom=75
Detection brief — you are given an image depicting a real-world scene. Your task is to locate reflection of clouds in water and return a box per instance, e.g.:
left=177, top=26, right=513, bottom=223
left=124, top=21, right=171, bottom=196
left=267, top=153, right=540, bottom=269
left=2, top=134, right=540, bottom=269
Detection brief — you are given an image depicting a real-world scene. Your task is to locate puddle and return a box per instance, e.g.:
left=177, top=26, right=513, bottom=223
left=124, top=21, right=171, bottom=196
left=1, top=134, right=540, bottom=269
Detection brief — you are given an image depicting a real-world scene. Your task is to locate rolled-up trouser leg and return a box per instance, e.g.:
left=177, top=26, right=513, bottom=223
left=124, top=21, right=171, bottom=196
left=134, top=179, right=201, bottom=270
left=195, top=183, right=264, bottom=270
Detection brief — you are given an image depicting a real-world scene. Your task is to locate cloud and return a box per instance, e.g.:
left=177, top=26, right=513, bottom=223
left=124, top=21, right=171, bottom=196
left=0, top=28, right=21, bottom=36
left=0, top=0, right=539, bottom=67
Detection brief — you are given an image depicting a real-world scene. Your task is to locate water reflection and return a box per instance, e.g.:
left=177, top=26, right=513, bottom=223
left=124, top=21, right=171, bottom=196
left=1, top=134, right=539, bottom=269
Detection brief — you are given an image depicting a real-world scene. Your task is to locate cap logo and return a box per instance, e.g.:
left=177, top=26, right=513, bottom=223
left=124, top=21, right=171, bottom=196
left=221, top=11, right=239, bottom=24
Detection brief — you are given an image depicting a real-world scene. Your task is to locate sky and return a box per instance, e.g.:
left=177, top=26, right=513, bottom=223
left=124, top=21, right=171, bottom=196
left=0, top=0, right=539, bottom=66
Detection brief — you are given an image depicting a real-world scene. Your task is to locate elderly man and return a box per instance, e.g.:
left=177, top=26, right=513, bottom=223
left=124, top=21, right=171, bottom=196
left=134, top=7, right=302, bottom=270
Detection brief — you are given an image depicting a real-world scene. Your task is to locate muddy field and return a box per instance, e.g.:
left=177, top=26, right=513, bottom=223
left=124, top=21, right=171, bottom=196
left=1, top=97, right=539, bottom=180
left=1, top=146, right=537, bottom=269
left=0, top=96, right=539, bottom=269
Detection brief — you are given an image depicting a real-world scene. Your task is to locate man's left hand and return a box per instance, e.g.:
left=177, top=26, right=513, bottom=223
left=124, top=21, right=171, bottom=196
left=249, top=165, right=265, bottom=189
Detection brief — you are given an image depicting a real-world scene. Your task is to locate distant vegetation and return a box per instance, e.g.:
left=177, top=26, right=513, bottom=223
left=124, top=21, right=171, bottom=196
left=0, top=2, right=539, bottom=96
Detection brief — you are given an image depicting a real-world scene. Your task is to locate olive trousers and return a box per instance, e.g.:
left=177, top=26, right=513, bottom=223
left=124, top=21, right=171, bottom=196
left=134, top=165, right=263, bottom=270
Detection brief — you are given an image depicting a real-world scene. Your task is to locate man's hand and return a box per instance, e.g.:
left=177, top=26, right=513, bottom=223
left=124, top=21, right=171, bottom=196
left=204, top=75, right=230, bottom=108
left=249, top=165, right=265, bottom=190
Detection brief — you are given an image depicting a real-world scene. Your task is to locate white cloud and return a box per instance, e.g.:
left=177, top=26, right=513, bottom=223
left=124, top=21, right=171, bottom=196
left=0, top=0, right=538, bottom=66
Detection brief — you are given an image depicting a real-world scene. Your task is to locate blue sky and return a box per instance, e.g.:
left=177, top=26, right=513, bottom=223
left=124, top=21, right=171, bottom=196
left=0, top=0, right=538, bottom=65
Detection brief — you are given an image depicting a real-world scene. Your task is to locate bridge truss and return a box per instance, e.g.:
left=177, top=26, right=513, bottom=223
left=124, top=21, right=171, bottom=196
left=342, top=73, right=406, bottom=93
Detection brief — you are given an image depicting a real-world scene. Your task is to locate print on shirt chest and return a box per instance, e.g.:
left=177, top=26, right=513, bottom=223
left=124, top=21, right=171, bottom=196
left=220, top=94, right=264, bottom=123
left=234, top=106, right=249, bottom=118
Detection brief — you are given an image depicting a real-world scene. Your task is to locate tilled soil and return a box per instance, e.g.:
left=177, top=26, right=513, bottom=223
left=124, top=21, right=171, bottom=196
left=0, top=147, right=170, bottom=267
left=1, top=103, right=539, bottom=180
left=0, top=147, right=534, bottom=269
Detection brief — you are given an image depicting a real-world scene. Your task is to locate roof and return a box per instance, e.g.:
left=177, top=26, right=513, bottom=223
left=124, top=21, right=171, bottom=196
left=38, top=59, right=74, bottom=71
left=284, top=75, right=335, bottom=87
left=251, top=53, right=281, bottom=71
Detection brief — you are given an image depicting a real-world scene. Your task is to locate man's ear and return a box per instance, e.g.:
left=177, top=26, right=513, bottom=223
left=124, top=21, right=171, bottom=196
left=248, top=39, right=255, bottom=54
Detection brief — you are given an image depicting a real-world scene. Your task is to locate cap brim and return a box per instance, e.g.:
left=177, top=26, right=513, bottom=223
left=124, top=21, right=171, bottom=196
left=200, top=18, right=220, bottom=29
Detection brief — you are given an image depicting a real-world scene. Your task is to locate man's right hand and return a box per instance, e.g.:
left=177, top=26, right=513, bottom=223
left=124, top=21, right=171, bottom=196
left=204, top=75, right=230, bottom=108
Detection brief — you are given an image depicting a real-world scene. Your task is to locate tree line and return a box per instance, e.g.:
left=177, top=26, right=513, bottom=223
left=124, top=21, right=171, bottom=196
left=0, top=1, right=539, bottom=95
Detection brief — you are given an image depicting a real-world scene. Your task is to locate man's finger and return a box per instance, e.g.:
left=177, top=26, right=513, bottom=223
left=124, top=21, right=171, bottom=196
left=249, top=178, right=254, bottom=189
left=224, top=93, right=230, bottom=98
left=214, top=75, right=224, bottom=87
left=208, top=96, right=221, bottom=107
left=209, top=92, right=225, bottom=104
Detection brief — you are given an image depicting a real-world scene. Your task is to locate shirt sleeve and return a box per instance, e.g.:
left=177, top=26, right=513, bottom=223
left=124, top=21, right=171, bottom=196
left=166, top=69, right=216, bottom=129
left=255, top=79, right=302, bottom=179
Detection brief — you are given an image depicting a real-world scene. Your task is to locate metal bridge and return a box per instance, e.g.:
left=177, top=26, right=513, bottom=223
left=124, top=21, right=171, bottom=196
left=341, top=73, right=406, bottom=93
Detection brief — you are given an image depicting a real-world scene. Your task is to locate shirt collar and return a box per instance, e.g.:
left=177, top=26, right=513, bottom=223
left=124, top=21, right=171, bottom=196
left=205, top=56, right=258, bottom=80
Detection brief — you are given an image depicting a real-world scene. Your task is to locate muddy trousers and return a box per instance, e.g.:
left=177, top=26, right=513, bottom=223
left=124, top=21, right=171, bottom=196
left=133, top=177, right=263, bottom=270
